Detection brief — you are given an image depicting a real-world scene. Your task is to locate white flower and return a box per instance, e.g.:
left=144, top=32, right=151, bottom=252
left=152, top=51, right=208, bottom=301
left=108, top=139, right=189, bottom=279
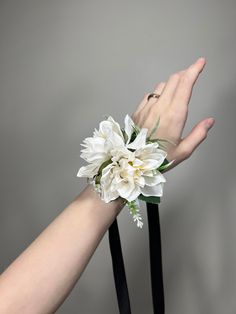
left=77, top=114, right=168, bottom=205
left=99, top=120, right=167, bottom=203
left=77, top=116, right=125, bottom=178
left=77, top=114, right=138, bottom=177
left=100, top=142, right=167, bottom=203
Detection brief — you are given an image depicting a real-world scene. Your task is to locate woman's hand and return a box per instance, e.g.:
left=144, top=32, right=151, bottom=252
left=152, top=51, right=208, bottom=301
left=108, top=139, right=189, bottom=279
left=131, top=57, right=215, bottom=172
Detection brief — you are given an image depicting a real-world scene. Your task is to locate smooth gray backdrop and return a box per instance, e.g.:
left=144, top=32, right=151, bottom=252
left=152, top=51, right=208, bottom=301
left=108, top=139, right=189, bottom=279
left=1, top=0, right=236, bottom=313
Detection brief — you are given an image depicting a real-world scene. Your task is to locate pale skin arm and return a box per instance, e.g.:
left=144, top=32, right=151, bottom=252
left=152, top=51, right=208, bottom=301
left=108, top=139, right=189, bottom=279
left=0, top=184, right=125, bottom=314
left=0, top=57, right=215, bottom=313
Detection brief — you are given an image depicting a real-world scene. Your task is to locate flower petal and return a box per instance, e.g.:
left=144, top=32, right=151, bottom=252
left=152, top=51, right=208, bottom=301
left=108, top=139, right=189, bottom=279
left=80, top=137, right=108, bottom=163
left=141, top=159, right=161, bottom=170
left=126, top=185, right=141, bottom=202
left=132, top=158, right=143, bottom=167
left=126, top=128, right=148, bottom=150
left=135, top=175, right=145, bottom=188
left=143, top=172, right=166, bottom=186
left=100, top=116, right=124, bottom=140
left=101, top=186, right=119, bottom=203
left=77, top=163, right=100, bottom=178
left=117, top=180, right=135, bottom=200
left=141, top=182, right=164, bottom=197
left=124, top=114, right=136, bottom=144
left=100, top=163, right=120, bottom=202
left=105, top=131, right=125, bottom=149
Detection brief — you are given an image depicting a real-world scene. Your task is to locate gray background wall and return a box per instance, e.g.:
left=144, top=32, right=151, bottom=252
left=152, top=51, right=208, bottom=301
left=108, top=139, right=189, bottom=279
left=0, top=0, right=236, bottom=313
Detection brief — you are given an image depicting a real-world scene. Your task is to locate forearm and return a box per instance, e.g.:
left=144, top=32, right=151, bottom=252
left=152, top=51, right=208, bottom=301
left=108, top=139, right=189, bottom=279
left=0, top=184, right=125, bottom=314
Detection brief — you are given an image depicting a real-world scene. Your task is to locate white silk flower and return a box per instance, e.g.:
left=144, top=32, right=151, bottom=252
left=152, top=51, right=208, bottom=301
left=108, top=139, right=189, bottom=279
left=77, top=114, right=167, bottom=203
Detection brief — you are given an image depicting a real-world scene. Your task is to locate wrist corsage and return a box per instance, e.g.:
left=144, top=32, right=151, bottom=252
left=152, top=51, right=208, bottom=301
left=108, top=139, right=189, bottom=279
left=77, top=114, right=174, bottom=228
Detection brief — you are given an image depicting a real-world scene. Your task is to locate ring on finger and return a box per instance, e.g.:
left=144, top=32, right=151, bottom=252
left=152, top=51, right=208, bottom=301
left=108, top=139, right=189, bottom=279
left=147, top=93, right=161, bottom=101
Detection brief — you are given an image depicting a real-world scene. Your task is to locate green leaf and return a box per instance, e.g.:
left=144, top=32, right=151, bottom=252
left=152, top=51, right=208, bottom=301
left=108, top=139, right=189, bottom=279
left=138, top=194, right=161, bottom=204
left=158, top=158, right=175, bottom=172
left=121, top=128, right=128, bottom=143
left=127, top=200, right=138, bottom=215
left=95, top=159, right=112, bottom=184
left=162, top=158, right=170, bottom=166
left=129, top=124, right=140, bottom=143
left=130, top=131, right=137, bottom=143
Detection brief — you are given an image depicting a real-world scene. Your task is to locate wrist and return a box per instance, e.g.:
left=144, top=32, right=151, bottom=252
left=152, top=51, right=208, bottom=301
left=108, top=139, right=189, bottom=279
left=71, top=184, right=126, bottom=230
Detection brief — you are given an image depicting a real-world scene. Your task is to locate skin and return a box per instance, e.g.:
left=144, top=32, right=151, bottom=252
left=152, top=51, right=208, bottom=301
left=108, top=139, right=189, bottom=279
left=0, top=57, right=215, bottom=313
left=132, top=57, right=215, bottom=171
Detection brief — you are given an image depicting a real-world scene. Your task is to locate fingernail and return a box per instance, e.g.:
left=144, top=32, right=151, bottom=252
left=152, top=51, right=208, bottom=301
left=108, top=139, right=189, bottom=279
left=205, top=118, right=215, bottom=130
left=197, top=57, right=206, bottom=63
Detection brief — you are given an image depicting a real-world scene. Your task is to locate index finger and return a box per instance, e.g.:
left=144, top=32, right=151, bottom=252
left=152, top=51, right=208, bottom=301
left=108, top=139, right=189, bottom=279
left=170, top=58, right=206, bottom=111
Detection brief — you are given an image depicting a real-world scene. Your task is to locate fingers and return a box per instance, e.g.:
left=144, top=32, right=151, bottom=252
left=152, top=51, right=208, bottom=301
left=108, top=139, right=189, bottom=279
left=132, top=93, right=149, bottom=118
left=132, top=82, right=166, bottom=119
left=148, top=69, right=186, bottom=113
left=175, top=117, right=215, bottom=161
left=143, top=81, right=166, bottom=112
left=154, top=81, right=166, bottom=94
left=133, top=57, right=206, bottom=127
left=170, top=58, right=206, bottom=111
left=156, top=73, right=182, bottom=106
left=133, top=62, right=189, bottom=118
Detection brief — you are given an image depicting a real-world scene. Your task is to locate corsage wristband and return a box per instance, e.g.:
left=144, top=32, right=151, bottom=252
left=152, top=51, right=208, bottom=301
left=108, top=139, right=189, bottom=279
left=76, top=112, right=174, bottom=313
left=77, top=114, right=174, bottom=228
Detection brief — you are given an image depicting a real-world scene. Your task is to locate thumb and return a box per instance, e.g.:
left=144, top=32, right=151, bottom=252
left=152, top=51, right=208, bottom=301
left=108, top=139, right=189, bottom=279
left=177, top=117, right=215, bottom=160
